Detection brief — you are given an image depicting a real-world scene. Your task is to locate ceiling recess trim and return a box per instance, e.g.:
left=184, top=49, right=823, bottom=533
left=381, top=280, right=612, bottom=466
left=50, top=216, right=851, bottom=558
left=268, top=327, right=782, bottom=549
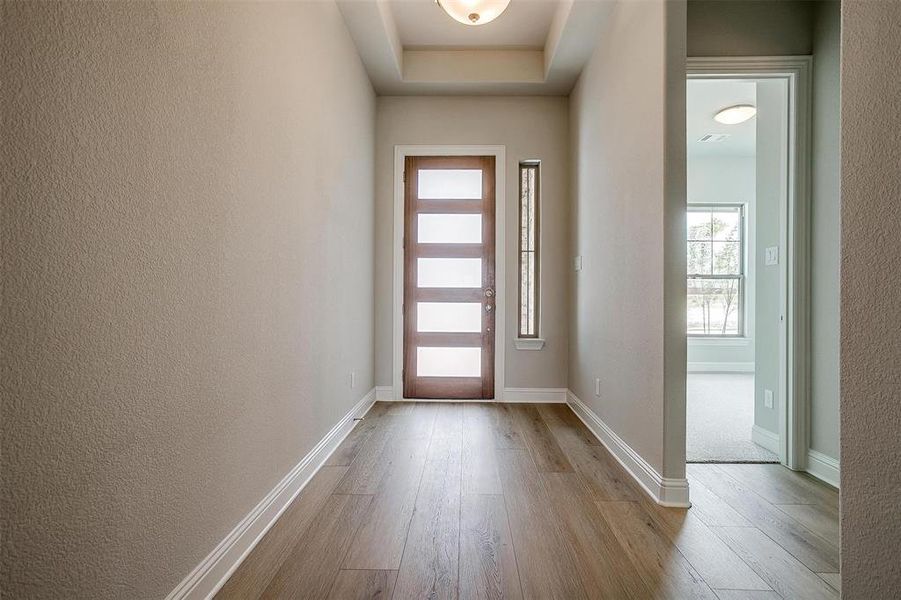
left=336, top=0, right=614, bottom=96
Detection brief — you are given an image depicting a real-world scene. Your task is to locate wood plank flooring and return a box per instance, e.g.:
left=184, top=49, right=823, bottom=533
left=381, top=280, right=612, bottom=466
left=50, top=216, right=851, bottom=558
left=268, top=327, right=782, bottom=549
left=216, top=402, right=839, bottom=600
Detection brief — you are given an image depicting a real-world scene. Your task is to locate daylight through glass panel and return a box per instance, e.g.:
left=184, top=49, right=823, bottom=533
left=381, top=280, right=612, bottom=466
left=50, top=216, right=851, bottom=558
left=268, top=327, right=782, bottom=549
left=712, top=209, right=741, bottom=241
left=418, top=169, right=482, bottom=199
left=519, top=163, right=539, bottom=337
left=417, top=302, right=482, bottom=333
left=688, top=241, right=713, bottom=275
left=687, top=204, right=744, bottom=336
left=417, top=258, right=482, bottom=288
left=687, top=211, right=712, bottom=240
left=417, top=214, right=482, bottom=244
left=417, top=346, right=481, bottom=377
left=687, top=277, right=741, bottom=335
left=712, top=241, right=741, bottom=275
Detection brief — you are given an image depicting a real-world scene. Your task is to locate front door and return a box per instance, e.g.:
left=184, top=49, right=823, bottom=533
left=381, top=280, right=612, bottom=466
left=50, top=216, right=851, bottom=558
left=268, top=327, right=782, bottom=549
left=403, top=156, right=496, bottom=399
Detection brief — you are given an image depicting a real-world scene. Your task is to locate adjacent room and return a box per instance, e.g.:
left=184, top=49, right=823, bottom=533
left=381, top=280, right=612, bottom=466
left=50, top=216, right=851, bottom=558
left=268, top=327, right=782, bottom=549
left=3, top=1, right=899, bottom=599
left=686, top=77, right=782, bottom=464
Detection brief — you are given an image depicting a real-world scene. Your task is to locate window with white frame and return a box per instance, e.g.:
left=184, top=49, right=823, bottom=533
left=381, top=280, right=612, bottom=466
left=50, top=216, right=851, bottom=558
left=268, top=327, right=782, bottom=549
left=518, top=162, right=540, bottom=338
left=687, top=205, right=745, bottom=336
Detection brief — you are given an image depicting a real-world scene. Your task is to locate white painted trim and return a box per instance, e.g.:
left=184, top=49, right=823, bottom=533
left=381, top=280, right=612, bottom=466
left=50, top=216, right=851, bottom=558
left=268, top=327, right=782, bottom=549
left=503, top=388, right=567, bottom=403
left=751, top=424, right=780, bottom=455
left=373, top=387, right=566, bottom=404
left=566, top=391, right=690, bottom=508
left=687, top=362, right=755, bottom=373
left=513, top=338, right=545, bottom=351
left=165, top=388, right=377, bottom=600
left=806, top=449, right=840, bottom=488
left=688, top=56, right=813, bottom=471
left=392, top=145, right=506, bottom=402
left=688, top=337, right=752, bottom=348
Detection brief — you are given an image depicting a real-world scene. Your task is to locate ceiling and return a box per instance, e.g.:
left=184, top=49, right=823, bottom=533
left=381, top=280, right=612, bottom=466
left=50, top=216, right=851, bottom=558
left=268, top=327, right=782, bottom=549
left=336, top=0, right=615, bottom=95
left=687, top=79, right=757, bottom=158
left=389, top=0, right=559, bottom=49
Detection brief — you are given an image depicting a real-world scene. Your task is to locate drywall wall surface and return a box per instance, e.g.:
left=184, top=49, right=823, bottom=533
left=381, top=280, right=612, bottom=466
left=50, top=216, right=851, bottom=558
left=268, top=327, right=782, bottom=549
left=0, top=2, right=375, bottom=598
left=569, top=0, right=686, bottom=478
left=374, top=96, right=570, bottom=389
left=688, top=0, right=814, bottom=57
left=753, top=80, right=787, bottom=436
left=686, top=156, right=757, bottom=366
left=809, top=0, right=841, bottom=462
left=840, top=1, right=901, bottom=596
left=661, top=0, right=688, bottom=480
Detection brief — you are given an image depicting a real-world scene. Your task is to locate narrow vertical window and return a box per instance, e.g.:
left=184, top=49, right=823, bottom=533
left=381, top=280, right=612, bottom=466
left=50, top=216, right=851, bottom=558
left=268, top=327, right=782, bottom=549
left=519, top=161, right=540, bottom=338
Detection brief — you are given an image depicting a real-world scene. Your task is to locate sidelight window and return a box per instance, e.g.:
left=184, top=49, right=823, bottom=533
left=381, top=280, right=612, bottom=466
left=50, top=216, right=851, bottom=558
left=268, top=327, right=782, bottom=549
left=518, top=162, right=540, bottom=338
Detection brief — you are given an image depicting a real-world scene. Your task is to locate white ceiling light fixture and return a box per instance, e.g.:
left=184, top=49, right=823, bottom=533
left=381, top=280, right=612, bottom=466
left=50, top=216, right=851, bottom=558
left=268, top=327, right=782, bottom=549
left=714, top=104, right=757, bottom=125
left=436, top=0, right=512, bottom=26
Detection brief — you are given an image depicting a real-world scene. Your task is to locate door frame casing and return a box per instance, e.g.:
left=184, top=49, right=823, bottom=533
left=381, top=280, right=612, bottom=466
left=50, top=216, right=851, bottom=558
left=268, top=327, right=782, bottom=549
left=687, top=56, right=812, bottom=470
left=392, top=145, right=506, bottom=401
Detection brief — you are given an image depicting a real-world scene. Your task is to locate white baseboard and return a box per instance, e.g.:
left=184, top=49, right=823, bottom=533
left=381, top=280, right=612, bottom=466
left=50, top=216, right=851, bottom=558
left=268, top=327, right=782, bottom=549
left=566, top=391, right=690, bottom=508
left=165, top=388, right=376, bottom=600
left=751, top=424, right=780, bottom=454
left=372, top=386, right=567, bottom=403
left=687, top=361, right=755, bottom=373
left=502, top=387, right=567, bottom=403
left=806, top=449, right=840, bottom=488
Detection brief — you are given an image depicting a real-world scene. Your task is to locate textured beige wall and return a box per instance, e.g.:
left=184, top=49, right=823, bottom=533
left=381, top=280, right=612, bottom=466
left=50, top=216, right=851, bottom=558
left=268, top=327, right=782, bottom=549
left=810, top=0, right=841, bottom=461
left=374, top=96, right=570, bottom=389
left=0, top=2, right=375, bottom=598
left=569, top=0, right=686, bottom=477
left=688, top=0, right=814, bottom=57
left=840, top=1, right=901, bottom=596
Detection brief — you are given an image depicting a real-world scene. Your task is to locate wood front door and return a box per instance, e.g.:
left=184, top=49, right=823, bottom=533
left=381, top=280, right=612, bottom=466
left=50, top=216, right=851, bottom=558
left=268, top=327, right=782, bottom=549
left=403, top=156, right=496, bottom=399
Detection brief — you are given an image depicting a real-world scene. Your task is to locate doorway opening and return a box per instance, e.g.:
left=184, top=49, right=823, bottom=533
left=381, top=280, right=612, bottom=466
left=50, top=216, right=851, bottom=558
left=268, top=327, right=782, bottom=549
left=684, top=59, right=811, bottom=468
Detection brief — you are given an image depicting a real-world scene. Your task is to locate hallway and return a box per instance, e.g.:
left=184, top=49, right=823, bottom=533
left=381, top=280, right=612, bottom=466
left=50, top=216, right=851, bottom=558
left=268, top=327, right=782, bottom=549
left=7, top=1, right=900, bottom=597
left=217, top=402, right=839, bottom=599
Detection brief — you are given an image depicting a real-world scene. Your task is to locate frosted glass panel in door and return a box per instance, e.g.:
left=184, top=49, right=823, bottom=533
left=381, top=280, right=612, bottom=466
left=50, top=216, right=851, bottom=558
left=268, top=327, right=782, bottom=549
left=417, top=347, right=481, bottom=377
left=418, top=214, right=482, bottom=244
left=418, top=169, right=482, bottom=199
left=417, top=258, right=482, bottom=288
left=417, top=302, right=482, bottom=332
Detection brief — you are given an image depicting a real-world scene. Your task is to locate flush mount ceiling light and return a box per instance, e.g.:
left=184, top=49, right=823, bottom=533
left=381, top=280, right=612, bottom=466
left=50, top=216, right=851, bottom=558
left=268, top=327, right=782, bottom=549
left=713, top=104, right=757, bottom=125
left=436, top=0, right=512, bottom=25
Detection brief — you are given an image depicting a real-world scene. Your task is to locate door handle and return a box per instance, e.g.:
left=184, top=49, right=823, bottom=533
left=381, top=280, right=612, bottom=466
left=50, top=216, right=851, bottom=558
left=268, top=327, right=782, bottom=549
left=485, top=288, right=495, bottom=298
left=485, top=304, right=493, bottom=313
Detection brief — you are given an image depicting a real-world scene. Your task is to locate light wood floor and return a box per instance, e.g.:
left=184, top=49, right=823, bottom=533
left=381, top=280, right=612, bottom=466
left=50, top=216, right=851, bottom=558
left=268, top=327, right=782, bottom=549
left=216, top=402, right=840, bottom=599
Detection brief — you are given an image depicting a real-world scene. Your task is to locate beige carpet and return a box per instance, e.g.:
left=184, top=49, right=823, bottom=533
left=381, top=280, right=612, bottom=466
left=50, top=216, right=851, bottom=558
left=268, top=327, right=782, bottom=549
left=687, top=373, right=779, bottom=463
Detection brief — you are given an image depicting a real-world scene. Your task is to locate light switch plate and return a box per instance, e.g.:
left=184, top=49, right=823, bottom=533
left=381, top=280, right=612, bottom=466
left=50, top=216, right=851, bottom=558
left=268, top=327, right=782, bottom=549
left=765, top=246, right=779, bottom=266
left=574, top=256, right=583, bottom=271
left=764, top=389, right=774, bottom=409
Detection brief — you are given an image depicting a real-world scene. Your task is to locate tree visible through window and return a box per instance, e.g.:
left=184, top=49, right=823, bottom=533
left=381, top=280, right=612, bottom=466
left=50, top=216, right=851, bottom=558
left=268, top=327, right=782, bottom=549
left=687, top=205, right=744, bottom=336
left=519, top=162, right=539, bottom=338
